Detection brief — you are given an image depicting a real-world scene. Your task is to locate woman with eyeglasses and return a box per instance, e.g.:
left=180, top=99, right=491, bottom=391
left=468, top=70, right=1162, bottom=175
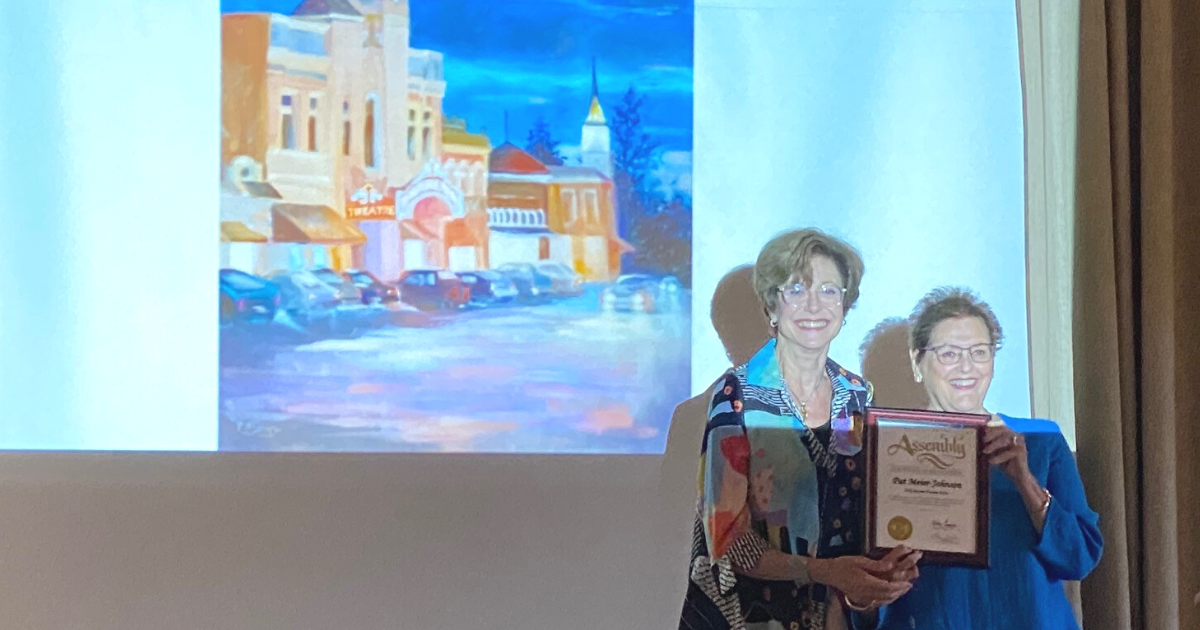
left=680, top=229, right=920, bottom=630
left=878, top=287, right=1103, bottom=630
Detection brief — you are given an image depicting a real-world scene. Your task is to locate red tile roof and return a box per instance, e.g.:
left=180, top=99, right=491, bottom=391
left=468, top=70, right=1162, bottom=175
left=489, top=142, right=550, bottom=175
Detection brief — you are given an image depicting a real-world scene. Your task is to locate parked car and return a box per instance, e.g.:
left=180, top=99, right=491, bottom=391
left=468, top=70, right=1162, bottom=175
left=343, top=269, right=399, bottom=304
left=398, top=269, right=470, bottom=310
left=219, top=269, right=279, bottom=326
left=495, top=262, right=555, bottom=301
left=311, top=267, right=364, bottom=305
left=456, top=270, right=518, bottom=305
left=534, top=261, right=584, bottom=296
left=600, top=274, right=684, bottom=313
left=268, top=270, right=341, bottom=323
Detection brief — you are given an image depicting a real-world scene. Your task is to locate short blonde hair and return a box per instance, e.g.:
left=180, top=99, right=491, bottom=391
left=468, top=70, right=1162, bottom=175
left=752, top=228, right=864, bottom=315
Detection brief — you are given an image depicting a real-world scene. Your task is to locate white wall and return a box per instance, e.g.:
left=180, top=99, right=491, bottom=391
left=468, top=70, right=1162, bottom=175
left=691, top=0, right=1030, bottom=419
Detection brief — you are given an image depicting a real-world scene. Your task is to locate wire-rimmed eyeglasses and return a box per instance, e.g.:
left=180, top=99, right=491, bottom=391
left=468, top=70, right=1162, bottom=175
left=777, top=282, right=845, bottom=308
left=922, top=343, right=996, bottom=365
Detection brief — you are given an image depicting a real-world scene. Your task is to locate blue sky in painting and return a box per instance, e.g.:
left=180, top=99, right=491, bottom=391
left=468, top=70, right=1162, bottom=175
left=221, top=0, right=694, bottom=156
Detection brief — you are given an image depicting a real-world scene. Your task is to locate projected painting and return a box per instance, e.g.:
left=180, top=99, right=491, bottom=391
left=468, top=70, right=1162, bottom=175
left=217, top=0, right=693, bottom=452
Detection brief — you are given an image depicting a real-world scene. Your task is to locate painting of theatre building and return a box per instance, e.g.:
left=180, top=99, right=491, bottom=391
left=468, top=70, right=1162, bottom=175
left=218, top=0, right=693, bottom=453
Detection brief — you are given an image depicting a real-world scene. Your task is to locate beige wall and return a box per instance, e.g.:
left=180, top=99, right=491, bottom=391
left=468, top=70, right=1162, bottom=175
left=220, top=14, right=271, bottom=168
left=442, top=151, right=488, bottom=213
left=0, top=452, right=693, bottom=630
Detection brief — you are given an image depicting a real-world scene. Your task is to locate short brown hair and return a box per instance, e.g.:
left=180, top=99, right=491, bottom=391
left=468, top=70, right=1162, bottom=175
left=752, top=228, right=864, bottom=314
left=908, top=287, right=1004, bottom=359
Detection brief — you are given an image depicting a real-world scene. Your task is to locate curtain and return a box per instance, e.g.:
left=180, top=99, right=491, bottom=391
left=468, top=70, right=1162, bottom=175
left=1069, top=0, right=1200, bottom=628
left=1017, top=0, right=1081, bottom=454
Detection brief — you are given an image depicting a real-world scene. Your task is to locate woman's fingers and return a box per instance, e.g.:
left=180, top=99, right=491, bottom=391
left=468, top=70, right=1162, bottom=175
left=989, top=448, right=1022, bottom=466
left=845, top=564, right=915, bottom=602
left=843, top=549, right=924, bottom=604
left=894, top=549, right=922, bottom=569
left=868, top=546, right=908, bottom=572
left=888, top=559, right=920, bottom=584
left=856, top=548, right=923, bottom=586
left=981, top=430, right=1015, bottom=455
left=852, top=555, right=894, bottom=575
left=982, top=426, right=1008, bottom=442
left=878, top=579, right=914, bottom=602
left=876, top=581, right=915, bottom=605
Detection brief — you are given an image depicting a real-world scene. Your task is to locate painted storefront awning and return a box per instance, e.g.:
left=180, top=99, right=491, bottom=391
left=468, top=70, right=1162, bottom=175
left=221, top=221, right=268, bottom=243
left=272, top=203, right=366, bottom=245
left=220, top=182, right=281, bottom=238
left=241, top=181, right=282, bottom=199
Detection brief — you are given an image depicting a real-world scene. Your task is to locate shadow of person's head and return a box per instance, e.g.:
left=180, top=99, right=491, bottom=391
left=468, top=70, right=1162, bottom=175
left=710, top=264, right=771, bottom=366
left=662, top=265, right=770, bottom=476
left=859, top=317, right=928, bottom=409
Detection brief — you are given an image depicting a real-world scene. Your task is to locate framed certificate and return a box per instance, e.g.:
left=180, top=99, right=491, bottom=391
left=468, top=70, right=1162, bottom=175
left=864, top=407, right=990, bottom=567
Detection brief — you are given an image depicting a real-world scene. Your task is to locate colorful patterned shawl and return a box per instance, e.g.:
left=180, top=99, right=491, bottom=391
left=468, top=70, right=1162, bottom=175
left=681, top=340, right=873, bottom=630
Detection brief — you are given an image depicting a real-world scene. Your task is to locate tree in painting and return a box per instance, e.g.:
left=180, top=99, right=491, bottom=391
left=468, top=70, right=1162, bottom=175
left=610, top=86, right=692, bottom=286
left=611, top=86, right=661, bottom=231
left=524, top=115, right=564, bottom=166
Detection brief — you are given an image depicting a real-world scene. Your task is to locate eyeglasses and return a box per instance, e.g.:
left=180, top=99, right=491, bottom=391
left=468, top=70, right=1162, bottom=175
left=777, top=282, right=845, bottom=308
left=923, top=343, right=995, bottom=366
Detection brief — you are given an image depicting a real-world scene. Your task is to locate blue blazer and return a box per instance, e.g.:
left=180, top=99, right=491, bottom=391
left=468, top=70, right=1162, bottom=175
left=878, top=415, right=1103, bottom=630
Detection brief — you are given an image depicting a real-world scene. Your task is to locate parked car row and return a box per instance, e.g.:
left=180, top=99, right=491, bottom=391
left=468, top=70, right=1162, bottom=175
left=220, top=268, right=383, bottom=328
left=600, top=274, right=685, bottom=314
left=219, top=261, right=601, bottom=327
left=396, top=261, right=586, bottom=310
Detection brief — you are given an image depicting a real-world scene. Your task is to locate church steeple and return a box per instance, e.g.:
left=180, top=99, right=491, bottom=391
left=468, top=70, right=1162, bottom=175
left=591, top=57, right=599, bottom=97
left=580, top=56, right=612, bottom=176
left=585, top=57, right=606, bottom=125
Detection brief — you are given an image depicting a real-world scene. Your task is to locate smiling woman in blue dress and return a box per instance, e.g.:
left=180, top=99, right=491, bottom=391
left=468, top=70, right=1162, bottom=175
left=879, top=287, right=1104, bottom=630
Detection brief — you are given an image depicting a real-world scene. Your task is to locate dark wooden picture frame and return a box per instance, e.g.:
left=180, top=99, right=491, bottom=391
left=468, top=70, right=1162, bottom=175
left=863, top=407, right=991, bottom=568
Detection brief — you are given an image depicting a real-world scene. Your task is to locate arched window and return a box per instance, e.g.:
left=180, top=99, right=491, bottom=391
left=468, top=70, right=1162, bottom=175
left=407, top=109, right=416, bottom=159
left=364, top=96, right=379, bottom=168
left=341, top=100, right=351, bottom=156
left=306, top=96, right=319, bottom=152
left=280, top=94, right=295, bottom=149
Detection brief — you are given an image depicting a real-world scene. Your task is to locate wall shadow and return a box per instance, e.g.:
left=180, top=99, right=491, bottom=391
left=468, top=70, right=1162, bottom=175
left=660, top=264, right=771, bottom=499
left=858, top=316, right=927, bottom=410
left=710, top=265, right=771, bottom=366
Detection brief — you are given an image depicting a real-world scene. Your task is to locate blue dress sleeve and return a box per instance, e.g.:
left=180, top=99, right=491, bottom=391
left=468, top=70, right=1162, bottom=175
left=849, top=609, right=883, bottom=630
left=1030, top=431, right=1104, bottom=581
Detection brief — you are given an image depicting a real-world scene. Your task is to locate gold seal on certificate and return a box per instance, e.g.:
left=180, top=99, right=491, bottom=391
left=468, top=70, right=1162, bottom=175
left=863, top=407, right=990, bottom=567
